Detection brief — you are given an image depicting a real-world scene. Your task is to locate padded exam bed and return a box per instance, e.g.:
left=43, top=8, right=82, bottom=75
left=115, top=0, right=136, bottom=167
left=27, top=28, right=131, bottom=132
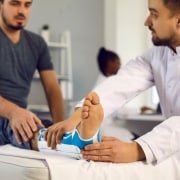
left=0, top=145, right=179, bottom=180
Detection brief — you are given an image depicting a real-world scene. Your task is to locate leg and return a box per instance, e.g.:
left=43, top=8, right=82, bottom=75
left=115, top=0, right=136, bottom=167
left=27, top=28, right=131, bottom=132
left=36, top=92, right=104, bottom=159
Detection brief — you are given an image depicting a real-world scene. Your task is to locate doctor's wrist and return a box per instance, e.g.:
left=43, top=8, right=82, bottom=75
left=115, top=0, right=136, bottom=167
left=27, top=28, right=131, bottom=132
left=131, top=141, right=146, bottom=162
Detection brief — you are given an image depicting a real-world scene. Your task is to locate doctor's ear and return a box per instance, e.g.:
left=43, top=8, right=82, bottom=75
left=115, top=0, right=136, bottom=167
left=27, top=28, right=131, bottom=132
left=177, top=13, right=180, bottom=25
left=176, top=18, right=180, bottom=28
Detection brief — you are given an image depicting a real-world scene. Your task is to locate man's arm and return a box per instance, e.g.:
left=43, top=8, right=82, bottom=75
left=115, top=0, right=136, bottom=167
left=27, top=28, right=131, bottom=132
left=39, top=70, right=64, bottom=123
left=0, top=96, right=44, bottom=144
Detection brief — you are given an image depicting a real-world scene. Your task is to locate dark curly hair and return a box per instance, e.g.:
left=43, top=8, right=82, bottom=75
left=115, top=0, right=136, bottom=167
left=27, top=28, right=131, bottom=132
left=97, top=47, right=120, bottom=76
left=163, top=0, right=180, bottom=15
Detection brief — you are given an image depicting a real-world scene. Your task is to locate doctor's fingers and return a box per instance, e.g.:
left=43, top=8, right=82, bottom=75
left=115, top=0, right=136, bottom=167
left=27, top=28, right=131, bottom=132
left=84, top=141, right=113, bottom=151
left=84, top=155, right=113, bottom=162
left=101, top=136, right=119, bottom=141
left=81, top=147, right=110, bottom=156
left=82, top=149, right=113, bottom=162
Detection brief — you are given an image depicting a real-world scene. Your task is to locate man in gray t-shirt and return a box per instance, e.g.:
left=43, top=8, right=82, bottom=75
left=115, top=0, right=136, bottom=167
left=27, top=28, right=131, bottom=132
left=0, top=0, right=64, bottom=149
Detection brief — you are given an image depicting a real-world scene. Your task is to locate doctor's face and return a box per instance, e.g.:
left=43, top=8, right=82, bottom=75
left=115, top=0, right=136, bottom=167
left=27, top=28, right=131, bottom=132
left=144, top=0, right=180, bottom=49
left=0, top=0, right=32, bottom=30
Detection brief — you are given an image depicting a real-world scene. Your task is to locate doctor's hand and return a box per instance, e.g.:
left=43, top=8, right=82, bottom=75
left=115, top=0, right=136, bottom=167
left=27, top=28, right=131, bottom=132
left=81, top=136, right=145, bottom=163
left=9, top=107, right=44, bottom=145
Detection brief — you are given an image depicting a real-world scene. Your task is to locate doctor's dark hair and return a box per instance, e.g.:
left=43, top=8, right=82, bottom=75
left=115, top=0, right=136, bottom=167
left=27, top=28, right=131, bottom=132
left=97, top=47, right=120, bottom=76
left=163, top=0, right=180, bottom=14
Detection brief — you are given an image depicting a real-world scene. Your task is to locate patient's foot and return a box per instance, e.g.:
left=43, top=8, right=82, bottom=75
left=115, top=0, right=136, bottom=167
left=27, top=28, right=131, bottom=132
left=77, top=92, right=104, bottom=139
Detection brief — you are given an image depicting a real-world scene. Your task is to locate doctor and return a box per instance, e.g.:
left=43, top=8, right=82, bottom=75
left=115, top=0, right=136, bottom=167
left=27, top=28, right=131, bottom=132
left=45, top=0, right=180, bottom=164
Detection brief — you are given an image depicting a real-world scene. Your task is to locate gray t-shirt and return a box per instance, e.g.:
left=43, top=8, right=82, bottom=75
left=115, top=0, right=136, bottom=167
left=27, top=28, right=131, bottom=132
left=0, top=28, right=53, bottom=108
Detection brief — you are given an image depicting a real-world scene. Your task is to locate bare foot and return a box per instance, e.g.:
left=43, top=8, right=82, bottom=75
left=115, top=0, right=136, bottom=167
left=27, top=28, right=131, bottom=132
left=77, top=92, right=104, bottom=139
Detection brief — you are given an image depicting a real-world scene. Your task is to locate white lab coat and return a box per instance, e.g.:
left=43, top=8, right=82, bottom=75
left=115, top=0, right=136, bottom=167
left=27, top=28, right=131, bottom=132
left=92, top=74, right=137, bottom=141
left=92, top=46, right=180, bottom=164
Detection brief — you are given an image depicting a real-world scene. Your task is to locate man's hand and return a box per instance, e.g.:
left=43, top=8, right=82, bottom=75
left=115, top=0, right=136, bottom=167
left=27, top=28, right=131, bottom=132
left=9, top=107, right=44, bottom=144
left=45, top=108, right=82, bottom=149
left=45, top=119, right=77, bottom=149
left=81, top=136, right=145, bottom=163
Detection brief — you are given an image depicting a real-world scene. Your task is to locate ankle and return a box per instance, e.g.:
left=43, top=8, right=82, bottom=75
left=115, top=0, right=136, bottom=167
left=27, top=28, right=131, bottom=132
left=30, top=131, right=39, bottom=151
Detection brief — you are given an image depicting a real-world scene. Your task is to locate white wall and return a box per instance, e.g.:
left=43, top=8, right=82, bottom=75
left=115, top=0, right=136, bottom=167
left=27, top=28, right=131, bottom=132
left=116, top=0, right=148, bottom=64
left=27, top=1, right=156, bottom=115
left=104, top=0, right=155, bottom=108
left=104, top=0, right=118, bottom=51
left=27, top=0, right=104, bottom=104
